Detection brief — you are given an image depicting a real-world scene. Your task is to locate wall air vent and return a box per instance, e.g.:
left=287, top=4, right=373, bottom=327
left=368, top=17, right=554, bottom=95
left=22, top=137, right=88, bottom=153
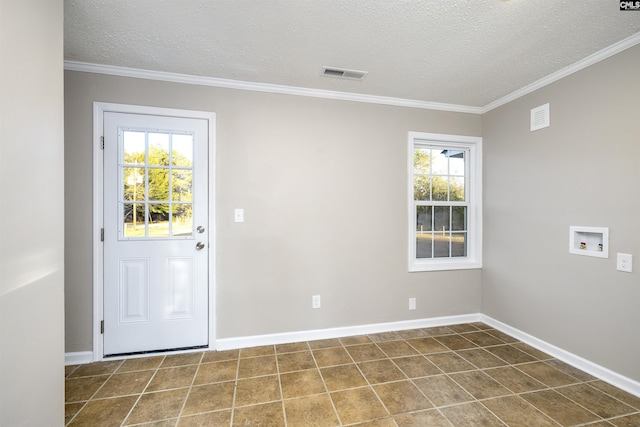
left=531, top=103, right=550, bottom=131
left=322, top=66, right=368, bottom=81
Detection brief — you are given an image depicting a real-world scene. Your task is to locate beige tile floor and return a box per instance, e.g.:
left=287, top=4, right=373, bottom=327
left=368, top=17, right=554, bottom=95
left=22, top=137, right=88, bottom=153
left=65, top=322, right=640, bottom=426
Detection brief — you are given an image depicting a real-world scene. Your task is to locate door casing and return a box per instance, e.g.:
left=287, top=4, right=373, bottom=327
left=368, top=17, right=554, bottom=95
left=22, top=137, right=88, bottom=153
left=93, top=102, right=216, bottom=361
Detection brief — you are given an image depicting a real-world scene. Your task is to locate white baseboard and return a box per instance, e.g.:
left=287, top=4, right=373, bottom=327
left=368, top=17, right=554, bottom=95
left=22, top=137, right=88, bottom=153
left=65, top=314, right=480, bottom=365
left=481, top=315, right=640, bottom=398
left=65, top=351, right=93, bottom=366
left=65, top=313, right=640, bottom=398
left=215, top=313, right=482, bottom=351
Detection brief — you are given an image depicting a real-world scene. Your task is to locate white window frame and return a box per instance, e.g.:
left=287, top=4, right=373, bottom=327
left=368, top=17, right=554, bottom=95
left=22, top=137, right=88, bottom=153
left=408, top=132, right=482, bottom=272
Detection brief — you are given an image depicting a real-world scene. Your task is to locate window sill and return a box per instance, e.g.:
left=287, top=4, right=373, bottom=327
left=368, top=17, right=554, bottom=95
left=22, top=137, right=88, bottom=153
left=409, top=259, right=482, bottom=272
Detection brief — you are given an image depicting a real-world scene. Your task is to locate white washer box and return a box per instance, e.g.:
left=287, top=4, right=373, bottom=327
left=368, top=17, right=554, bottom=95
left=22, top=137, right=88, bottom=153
left=569, top=226, right=608, bottom=258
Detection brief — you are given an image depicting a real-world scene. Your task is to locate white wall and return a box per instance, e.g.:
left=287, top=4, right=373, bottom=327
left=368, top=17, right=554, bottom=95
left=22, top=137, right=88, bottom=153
left=482, top=44, right=640, bottom=382
left=0, top=0, right=65, bottom=425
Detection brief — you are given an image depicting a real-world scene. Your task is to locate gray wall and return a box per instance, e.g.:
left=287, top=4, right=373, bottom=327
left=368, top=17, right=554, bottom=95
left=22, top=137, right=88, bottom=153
left=65, top=40, right=640, bottom=385
left=64, top=72, right=482, bottom=352
left=0, top=0, right=65, bottom=425
left=482, top=44, right=640, bottom=382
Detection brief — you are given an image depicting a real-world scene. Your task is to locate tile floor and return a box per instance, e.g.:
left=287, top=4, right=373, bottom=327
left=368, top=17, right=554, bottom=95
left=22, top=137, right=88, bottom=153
left=65, top=322, right=640, bottom=426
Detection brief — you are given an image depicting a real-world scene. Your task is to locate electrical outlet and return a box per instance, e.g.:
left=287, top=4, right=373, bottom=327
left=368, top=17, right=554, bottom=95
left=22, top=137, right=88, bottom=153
left=234, top=208, right=244, bottom=223
left=312, top=295, right=321, bottom=309
left=409, top=297, right=416, bottom=311
left=617, top=253, right=632, bottom=273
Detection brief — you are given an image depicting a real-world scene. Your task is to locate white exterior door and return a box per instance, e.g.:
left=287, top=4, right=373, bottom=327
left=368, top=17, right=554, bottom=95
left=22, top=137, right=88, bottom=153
left=103, top=112, right=209, bottom=356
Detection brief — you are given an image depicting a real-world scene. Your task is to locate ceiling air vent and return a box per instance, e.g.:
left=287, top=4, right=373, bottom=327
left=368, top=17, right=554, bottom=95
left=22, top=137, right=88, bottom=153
left=322, top=66, right=368, bottom=81
left=530, top=103, right=550, bottom=131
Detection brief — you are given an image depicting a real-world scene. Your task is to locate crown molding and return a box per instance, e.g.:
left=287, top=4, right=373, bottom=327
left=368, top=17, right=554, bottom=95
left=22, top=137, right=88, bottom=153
left=482, top=31, right=640, bottom=113
left=64, top=31, right=640, bottom=116
left=64, top=60, right=483, bottom=114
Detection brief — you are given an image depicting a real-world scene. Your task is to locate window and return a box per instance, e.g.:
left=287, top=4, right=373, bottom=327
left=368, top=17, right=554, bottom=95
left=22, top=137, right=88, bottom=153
left=120, top=129, right=194, bottom=239
left=408, top=132, right=482, bottom=271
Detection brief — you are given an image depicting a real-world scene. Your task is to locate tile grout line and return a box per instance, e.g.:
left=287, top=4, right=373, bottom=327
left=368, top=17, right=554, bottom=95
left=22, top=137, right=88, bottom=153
left=273, top=344, right=289, bottom=427
left=125, top=355, right=203, bottom=426
left=474, top=370, right=563, bottom=427
left=446, top=359, right=554, bottom=427
left=580, top=380, right=640, bottom=416
left=173, top=352, right=205, bottom=425
left=396, top=340, right=452, bottom=426
left=382, top=325, right=482, bottom=425
left=487, top=399, right=562, bottom=427
left=342, top=337, right=394, bottom=424
left=120, top=355, right=177, bottom=426
left=307, top=339, right=344, bottom=426
left=394, top=324, right=501, bottom=424
left=227, top=349, right=242, bottom=426
left=486, top=362, right=603, bottom=427
left=434, top=351, right=492, bottom=425
left=118, top=356, right=165, bottom=427
left=414, top=326, right=514, bottom=426
left=66, top=359, right=126, bottom=426
left=375, top=339, right=446, bottom=425
left=541, top=381, right=636, bottom=425
left=396, top=330, right=635, bottom=425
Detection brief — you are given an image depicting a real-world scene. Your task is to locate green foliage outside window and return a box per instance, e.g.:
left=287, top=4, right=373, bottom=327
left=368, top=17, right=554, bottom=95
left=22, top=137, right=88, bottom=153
left=123, top=146, right=192, bottom=222
left=413, top=149, right=464, bottom=202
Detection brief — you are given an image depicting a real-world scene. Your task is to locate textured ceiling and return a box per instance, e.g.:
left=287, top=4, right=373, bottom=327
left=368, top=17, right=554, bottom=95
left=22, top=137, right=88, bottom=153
left=64, top=0, right=640, bottom=108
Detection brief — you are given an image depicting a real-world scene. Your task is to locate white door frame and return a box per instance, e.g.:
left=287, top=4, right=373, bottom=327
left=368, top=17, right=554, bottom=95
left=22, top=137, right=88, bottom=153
left=93, top=102, right=216, bottom=361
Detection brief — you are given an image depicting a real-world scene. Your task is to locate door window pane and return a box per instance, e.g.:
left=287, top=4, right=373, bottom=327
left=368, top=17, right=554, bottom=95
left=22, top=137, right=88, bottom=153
left=124, top=167, right=145, bottom=201
left=123, top=203, right=145, bottom=237
left=148, top=168, right=169, bottom=201
left=148, top=133, right=170, bottom=166
left=172, top=204, right=192, bottom=237
left=172, top=170, right=192, bottom=201
left=148, top=204, right=170, bottom=237
left=172, top=134, right=193, bottom=167
left=123, top=131, right=145, bottom=164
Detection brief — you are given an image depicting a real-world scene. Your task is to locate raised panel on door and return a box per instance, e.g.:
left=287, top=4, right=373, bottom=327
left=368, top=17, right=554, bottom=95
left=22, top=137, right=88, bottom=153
left=167, top=257, right=195, bottom=319
left=119, top=258, right=149, bottom=323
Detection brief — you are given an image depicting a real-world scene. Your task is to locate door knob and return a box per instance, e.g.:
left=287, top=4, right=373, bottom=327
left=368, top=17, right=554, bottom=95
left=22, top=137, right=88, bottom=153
left=195, top=242, right=205, bottom=250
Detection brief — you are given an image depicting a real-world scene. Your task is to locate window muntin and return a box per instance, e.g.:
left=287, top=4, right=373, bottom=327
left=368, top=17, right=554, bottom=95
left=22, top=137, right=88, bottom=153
left=409, top=133, right=482, bottom=271
left=120, top=129, right=194, bottom=239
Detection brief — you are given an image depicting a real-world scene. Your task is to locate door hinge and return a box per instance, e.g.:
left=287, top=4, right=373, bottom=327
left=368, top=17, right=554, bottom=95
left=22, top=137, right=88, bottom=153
left=100, top=320, right=104, bottom=334
left=100, top=228, right=104, bottom=242
left=100, top=136, right=104, bottom=150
